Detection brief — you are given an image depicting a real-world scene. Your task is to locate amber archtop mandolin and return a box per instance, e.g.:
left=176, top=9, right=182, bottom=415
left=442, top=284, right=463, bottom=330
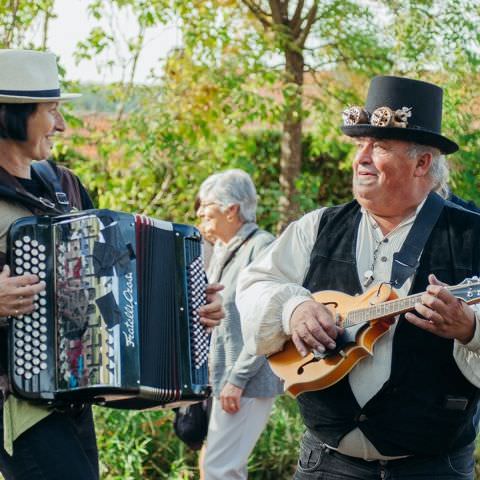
left=268, top=278, right=480, bottom=397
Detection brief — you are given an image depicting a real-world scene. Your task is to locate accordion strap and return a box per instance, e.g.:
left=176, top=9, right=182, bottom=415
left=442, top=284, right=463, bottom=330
left=31, top=160, right=71, bottom=213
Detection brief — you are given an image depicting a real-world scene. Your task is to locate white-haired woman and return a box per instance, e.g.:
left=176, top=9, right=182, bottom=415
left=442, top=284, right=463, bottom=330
left=197, top=169, right=283, bottom=480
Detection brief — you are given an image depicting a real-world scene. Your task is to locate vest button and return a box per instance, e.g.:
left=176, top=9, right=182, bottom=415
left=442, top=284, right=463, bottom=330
left=357, top=414, right=368, bottom=422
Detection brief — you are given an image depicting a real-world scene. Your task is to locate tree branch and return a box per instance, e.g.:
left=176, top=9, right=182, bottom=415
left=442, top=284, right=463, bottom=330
left=41, top=8, right=52, bottom=50
left=241, top=0, right=273, bottom=29
left=291, top=0, right=305, bottom=36
left=4, top=0, right=20, bottom=47
left=296, top=1, right=318, bottom=48
left=268, top=0, right=284, bottom=25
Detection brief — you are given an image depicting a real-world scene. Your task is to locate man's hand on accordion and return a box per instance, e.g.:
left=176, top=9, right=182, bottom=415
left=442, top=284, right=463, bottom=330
left=0, top=265, right=46, bottom=318
left=198, top=283, right=225, bottom=331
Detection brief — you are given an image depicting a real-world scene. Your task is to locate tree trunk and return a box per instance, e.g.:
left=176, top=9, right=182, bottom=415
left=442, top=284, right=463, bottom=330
left=277, top=47, right=304, bottom=233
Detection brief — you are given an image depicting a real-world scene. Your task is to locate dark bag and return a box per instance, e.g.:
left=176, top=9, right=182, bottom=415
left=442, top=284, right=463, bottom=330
left=173, top=399, right=211, bottom=450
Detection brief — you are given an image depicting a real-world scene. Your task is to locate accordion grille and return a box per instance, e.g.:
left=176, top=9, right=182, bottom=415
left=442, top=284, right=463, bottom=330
left=139, top=226, right=178, bottom=394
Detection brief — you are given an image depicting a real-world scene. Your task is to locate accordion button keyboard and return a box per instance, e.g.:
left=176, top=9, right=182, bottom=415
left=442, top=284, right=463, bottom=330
left=187, top=256, right=209, bottom=371
left=16, top=367, right=24, bottom=376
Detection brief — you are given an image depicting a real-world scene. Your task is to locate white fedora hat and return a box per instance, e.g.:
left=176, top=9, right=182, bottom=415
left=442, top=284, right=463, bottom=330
left=0, top=49, right=81, bottom=103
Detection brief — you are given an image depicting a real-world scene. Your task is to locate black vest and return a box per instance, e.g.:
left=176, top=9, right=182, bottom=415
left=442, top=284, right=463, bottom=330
left=299, top=200, right=480, bottom=456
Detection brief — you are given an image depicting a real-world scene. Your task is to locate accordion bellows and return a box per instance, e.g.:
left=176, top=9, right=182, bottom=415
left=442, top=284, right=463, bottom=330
left=7, top=209, right=211, bottom=409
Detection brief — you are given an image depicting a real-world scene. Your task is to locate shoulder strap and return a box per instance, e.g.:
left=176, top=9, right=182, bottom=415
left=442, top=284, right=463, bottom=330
left=390, top=191, right=445, bottom=288
left=216, top=228, right=258, bottom=281
left=31, top=160, right=70, bottom=213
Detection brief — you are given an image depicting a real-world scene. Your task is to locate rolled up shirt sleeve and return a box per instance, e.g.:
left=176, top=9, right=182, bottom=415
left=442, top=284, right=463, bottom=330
left=453, top=307, right=480, bottom=387
left=236, top=209, right=324, bottom=356
left=227, top=346, right=268, bottom=389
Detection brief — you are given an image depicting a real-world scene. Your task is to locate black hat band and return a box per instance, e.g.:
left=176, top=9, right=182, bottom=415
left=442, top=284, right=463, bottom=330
left=0, top=88, right=61, bottom=98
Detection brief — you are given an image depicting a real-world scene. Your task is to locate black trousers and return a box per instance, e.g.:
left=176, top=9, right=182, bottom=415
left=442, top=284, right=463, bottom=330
left=294, top=430, right=475, bottom=480
left=0, top=404, right=99, bottom=480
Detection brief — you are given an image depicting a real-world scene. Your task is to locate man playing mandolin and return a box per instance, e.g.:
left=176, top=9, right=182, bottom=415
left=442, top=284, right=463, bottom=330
left=237, top=75, right=480, bottom=479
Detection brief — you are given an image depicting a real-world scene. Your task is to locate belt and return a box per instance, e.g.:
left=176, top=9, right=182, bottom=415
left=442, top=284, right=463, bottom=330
left=320, top=444, right=426, bottom=468
left=303, top=431, right=427, bottom=468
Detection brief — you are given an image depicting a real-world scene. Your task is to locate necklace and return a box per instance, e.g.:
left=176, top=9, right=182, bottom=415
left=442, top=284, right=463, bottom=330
left=362, top=237, right=384, bottom=287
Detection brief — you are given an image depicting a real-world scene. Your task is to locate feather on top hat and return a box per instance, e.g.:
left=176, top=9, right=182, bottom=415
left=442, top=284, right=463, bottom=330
left=0, top=49, right=80, bottom=103
left=341, top=75, right=458, bottom=154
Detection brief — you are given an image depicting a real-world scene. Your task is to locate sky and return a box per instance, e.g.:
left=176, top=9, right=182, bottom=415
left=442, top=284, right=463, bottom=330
left=47, top=0, right=180, bottom=83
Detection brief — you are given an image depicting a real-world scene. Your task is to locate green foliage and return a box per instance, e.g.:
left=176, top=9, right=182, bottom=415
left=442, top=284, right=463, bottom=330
left=94, top=406, right=200, bottom=479
left=0, top=0, right=55, bottom=48
left=94, top=396, right=303, bottom=479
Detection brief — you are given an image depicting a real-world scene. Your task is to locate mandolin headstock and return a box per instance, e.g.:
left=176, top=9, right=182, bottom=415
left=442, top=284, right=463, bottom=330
left=451, top=276, right=480, bottom=304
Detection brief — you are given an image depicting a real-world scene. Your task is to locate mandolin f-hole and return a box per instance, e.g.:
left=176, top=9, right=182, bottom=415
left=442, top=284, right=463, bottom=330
left=322, top=301, right=338, bottom=308
left=297, top=356, right=320, bottom=375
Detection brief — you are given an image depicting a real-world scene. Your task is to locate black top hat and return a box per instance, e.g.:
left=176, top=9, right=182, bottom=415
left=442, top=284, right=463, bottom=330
left=341, top=75, right=458, bottom=154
